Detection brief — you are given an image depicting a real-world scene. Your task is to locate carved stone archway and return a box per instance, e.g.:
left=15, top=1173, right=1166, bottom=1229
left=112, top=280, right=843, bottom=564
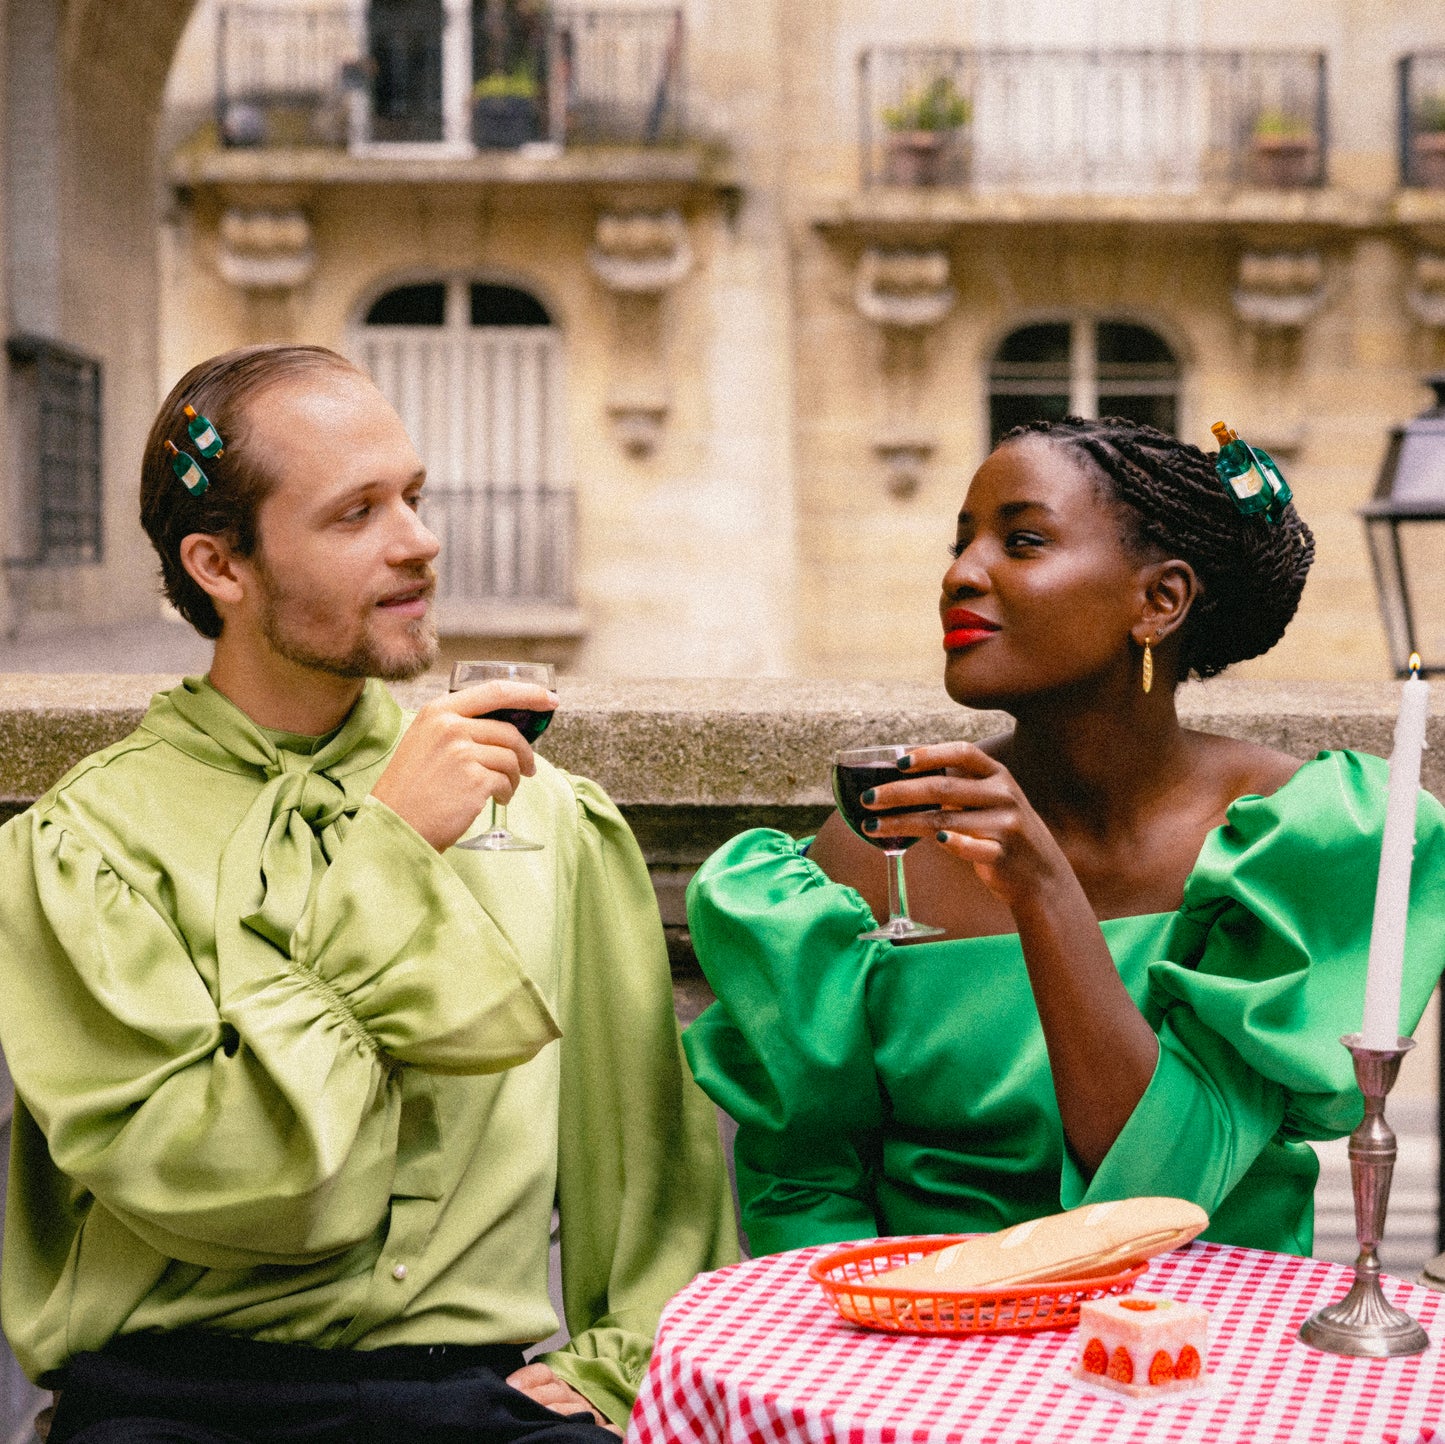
left=1, top=0, right=201, bottom=630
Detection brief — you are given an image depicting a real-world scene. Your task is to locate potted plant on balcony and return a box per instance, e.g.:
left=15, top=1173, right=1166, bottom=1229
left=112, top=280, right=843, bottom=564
left=881, top=76, right=972, bottom=187
left=472, top=65, right=542, bottom=149
left=1248, top=108, right=1319, bottom=188
left=1411, top=94, right=1445, bottom=188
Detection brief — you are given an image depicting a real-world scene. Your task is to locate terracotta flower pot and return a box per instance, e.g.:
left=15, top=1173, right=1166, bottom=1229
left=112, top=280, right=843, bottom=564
left=1248, top=134, right=1319, bottom=188
left=882, top=129, right=969, bottom=187
left=1412, top=131, right=1445, bottom=188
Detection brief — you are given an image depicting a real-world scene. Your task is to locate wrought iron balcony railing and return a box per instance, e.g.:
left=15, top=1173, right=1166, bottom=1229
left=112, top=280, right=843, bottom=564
left=1400, top=53, right=1445, bottom=189
left=214, top=3, right=685, bottom=151
left=859, top=47, right=1328, bottom=192
left=422, top=484, right=575, bottom=608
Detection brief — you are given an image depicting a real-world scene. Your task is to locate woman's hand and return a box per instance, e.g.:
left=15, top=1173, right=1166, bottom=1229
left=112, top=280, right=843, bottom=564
left=858, top=742, right=1069, bottom=914
left=861, top=740, right=1159, bottom=1174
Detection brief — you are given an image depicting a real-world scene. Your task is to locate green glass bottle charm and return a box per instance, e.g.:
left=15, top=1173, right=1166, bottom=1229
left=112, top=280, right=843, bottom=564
left=183, top=404, right=225, bottom=458
left=1211, top=422, right=1292, bottom=523
left=165, top=440, right=210, bottom=497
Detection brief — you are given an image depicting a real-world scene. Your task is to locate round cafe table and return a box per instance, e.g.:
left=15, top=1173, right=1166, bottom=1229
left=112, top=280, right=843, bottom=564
left=628, top=1241, right=1445, bottom=1444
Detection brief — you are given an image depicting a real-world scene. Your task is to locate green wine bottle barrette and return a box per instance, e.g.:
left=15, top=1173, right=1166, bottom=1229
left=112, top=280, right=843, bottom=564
left=164, top=440, right=210, bottom=497
left=183, top=404, right=225, bottom=458
left=1211, top=422, right=1292, bottom=523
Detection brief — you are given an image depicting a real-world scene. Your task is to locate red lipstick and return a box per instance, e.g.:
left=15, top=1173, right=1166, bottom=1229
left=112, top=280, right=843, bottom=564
left=943, top=607, right=1000, bottom=651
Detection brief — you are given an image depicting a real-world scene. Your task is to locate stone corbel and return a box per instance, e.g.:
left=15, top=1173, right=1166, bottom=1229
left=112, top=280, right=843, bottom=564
left=587, top=210, right=693, bottom=457
left=853, top=248, right=955, bottom=497
left=1405, top=251, right=1445, bottom=328
left=215, top=207, right=316, bottom=292
left=588, top=210, right=693, bottom=294
left=1231, top=250, right=1326, bottom=331
left=873, top=432, right=936, bottom=499
left=854, top=248, right=956, bottom=329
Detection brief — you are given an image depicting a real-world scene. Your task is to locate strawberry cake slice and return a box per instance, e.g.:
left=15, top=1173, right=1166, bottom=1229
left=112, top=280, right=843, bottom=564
left=1075, top=1294, right=1209, bottom=1397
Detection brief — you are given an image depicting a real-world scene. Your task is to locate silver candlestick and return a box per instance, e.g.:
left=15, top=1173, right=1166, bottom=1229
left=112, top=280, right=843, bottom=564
left=1299, top=1034, right=1430, bottom=1357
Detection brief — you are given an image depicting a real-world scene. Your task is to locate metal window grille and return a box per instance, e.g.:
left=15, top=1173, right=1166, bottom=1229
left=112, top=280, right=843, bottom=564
left=5, top=335, right=103, bottom=565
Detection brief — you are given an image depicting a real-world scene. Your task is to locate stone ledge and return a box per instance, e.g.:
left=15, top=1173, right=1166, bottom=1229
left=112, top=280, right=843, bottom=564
left=168, top=142, right=733, bottom=194
left=811, top=185, right=1395, bottom=242
left=1, top=673, right=1440, bottom=811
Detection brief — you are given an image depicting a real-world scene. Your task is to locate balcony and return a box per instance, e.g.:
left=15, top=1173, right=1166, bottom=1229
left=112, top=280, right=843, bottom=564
left=213, top=1, right=687, bottom=155
left=1400, top=52, right=1445, bottom=189
left=858, top=47, right=1328, bottom=195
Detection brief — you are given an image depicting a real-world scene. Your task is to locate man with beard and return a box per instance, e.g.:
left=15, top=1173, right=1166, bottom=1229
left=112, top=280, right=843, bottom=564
left=0, top=346, right=735, bottom=1444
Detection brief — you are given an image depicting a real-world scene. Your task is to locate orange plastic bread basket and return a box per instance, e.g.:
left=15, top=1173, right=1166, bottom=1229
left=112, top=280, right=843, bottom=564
left=809, top=1236, right=1149, bottom=1336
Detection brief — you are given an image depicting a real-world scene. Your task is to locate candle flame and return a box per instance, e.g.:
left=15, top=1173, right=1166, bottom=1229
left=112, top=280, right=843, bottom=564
left=1410, top=652, right=1422, bottom=678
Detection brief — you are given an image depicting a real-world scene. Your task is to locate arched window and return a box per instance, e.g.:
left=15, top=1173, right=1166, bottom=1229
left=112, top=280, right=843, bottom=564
left=349, top=279, right=570, bottom=618
left=988, top=320, right=1180, bottom=446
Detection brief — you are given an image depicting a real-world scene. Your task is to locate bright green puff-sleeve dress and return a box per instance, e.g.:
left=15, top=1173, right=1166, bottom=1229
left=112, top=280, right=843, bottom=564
left=683, top=750, right=1445, bottom=1259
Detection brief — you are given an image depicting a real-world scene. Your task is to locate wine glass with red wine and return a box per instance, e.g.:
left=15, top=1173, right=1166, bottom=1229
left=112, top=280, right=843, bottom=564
left=833, top=744, right=945, bottom=941
left=449, top=660, right=556, bottom=852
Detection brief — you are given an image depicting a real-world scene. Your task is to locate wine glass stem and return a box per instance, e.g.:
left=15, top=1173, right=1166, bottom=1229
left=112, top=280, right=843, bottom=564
left=492, top=798, right=508, bottom=836
left=886, top=848, right=911, bottom=926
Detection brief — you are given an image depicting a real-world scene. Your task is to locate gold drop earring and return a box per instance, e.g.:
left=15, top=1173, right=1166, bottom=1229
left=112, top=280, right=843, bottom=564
left=1142, top=638, right=1154, bottom=695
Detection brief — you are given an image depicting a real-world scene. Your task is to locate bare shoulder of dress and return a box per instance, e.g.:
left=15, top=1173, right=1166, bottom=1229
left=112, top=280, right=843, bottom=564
left=875, top=1198, right=1210, bottom=1290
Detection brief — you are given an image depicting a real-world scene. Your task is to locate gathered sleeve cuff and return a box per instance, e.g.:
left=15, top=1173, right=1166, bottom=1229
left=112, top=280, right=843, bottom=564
left=1065, top=750, right=1445, bottom=1218
left=285, top=796, right=559, bottom=1072
left=541, top=1328, right=653, bottom=1430
left=682, top=829, right=886, bottom=1254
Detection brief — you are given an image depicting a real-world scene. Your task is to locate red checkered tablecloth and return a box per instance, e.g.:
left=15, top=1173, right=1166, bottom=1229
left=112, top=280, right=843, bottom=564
left=629, top=1242, right=1445, bottom=1444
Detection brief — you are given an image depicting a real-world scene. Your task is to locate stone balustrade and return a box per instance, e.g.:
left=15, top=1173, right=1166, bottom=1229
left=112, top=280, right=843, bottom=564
left=2, top=672, right=1442, bottom=1025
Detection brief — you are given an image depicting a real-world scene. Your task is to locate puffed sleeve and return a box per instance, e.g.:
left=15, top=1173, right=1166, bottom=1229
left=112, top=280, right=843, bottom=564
left=682, top=829, right=886, bottom=1256
left=544, top=777, right=738, bottom=1428
left=1068, top=751, right=1445, bottom=1247
left=0, top=803, right=555, bottom=1271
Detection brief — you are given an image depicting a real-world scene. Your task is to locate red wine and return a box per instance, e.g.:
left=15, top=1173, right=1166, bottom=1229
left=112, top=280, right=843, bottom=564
left=483, top=707, right=554, bottom=744
left=833, top=761, right=945, bottom=851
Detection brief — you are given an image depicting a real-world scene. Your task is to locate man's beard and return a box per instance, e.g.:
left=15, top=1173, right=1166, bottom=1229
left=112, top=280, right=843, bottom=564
left=254, top=557, right=439, bottom=683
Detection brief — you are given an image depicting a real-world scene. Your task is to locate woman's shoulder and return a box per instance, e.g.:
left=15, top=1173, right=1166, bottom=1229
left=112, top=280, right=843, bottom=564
left=1188, top=731, right=1304, bottom=809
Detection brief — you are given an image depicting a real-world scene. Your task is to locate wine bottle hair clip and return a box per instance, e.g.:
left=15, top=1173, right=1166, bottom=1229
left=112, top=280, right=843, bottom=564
left=165, top=404, right=225, bottom=497
left=1210, top=422, right=1293, bottom=524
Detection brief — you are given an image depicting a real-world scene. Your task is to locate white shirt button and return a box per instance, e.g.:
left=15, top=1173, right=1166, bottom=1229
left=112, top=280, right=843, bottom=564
left=392, top=1263, right=408, bottom=1281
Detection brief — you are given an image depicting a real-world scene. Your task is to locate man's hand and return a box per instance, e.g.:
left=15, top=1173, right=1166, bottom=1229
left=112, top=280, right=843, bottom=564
left=370, top=680, right=559, bottom=852
left=505, top=1362, right=623, bottom=1436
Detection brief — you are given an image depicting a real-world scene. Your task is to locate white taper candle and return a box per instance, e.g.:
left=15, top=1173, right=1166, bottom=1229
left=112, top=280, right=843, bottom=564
left=1360, top=657, right=1431, bottom=1050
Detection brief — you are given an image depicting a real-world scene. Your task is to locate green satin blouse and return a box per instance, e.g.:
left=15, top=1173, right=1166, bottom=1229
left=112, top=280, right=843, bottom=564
left=683, top=750, right=1445, bottom=1259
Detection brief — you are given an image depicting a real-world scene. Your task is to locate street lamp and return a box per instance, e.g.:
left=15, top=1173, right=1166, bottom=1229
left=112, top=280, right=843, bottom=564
left=1362, top=375, right=1445, bottom=677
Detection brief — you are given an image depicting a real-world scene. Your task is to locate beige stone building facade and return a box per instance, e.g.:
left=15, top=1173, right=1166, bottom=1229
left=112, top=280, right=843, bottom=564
left=3, top=0, right=1445, bottom=683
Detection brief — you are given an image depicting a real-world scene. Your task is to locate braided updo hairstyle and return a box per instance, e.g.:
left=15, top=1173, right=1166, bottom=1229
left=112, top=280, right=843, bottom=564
left=1001, top=417, right=1315, bottom=680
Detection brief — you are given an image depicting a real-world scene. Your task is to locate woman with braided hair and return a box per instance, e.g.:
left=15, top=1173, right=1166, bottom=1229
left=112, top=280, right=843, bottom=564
left=683, top=415, right=1445, bottom=1257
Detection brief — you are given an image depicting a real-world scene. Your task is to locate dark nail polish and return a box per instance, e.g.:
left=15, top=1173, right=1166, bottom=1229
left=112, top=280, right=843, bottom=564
left=936, top=830, right=951, bottom=844
left=862, top=817, right=879, bottom=834
left=860, top=788, right=877, bottom=805
left=898, top=754, right=914, bottom=770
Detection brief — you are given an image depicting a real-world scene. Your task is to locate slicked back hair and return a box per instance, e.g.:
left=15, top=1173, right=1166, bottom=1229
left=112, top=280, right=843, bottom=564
left=1000, top=416, right=1315, bottom=680
left=140, top=345, right=365, bottom=639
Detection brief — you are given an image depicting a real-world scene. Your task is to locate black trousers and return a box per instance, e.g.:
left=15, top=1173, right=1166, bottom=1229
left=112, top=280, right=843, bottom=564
left=48, top=1332, right=622, bottom=1444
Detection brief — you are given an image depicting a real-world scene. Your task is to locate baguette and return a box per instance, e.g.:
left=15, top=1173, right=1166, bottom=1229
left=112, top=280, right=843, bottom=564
left=875, top=1197, right=1209, bottom=1291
